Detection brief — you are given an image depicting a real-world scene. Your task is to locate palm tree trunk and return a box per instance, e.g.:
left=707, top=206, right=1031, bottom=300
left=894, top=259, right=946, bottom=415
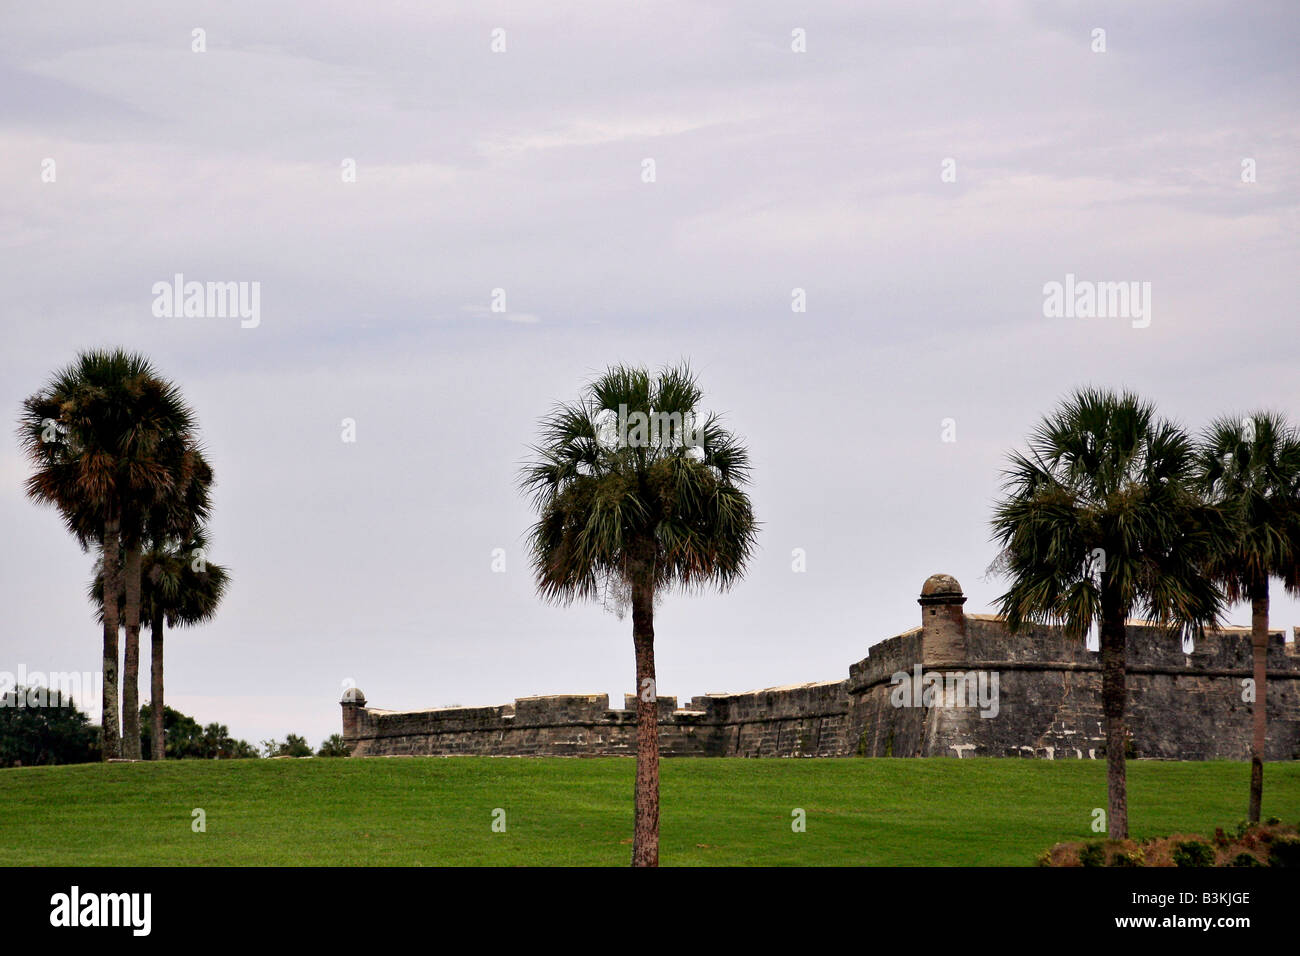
left=631, top=576, right=659, bottom=867
left=121, top=543, right=143, bottom=760
left=1248, top=583, right=1269, bottom=823
left=1099, top=597, right=1129, bottom=840
left=100, top=514, right=122, bottom=760
left=151, top=608, right=165, bottom=761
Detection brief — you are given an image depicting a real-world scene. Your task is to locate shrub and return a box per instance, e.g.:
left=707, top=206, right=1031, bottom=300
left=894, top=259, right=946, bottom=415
left=0, top=689, right=97, bottom=767
left=262, top=734, right=313, bottom=758
left=316, top=734, right=350, bottom=757
left=1230, top=852, right=1263, bottom=868
left=141, top=704, right=258, bottom=759
left=1268, top=838, right=1300, bottom=868
left=1079, top=842, right=1106, bottom=867
left=1110, top=847, right=1144, bottom=867
left=1172, top=840, right=1215, bottom=867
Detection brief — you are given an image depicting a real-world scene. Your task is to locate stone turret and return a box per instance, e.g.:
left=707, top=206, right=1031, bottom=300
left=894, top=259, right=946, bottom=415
left=919, top=574, right=967, bottom=666
left=340, top=686, right=366, bottom=747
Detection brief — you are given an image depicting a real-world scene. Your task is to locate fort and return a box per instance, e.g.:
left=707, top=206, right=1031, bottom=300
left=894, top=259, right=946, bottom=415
left=341, top=575, right=1300, bottom=761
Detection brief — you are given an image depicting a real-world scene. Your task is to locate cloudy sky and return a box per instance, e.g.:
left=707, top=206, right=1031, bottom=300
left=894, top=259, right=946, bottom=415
left=2, top=2, right=1297, bottom=749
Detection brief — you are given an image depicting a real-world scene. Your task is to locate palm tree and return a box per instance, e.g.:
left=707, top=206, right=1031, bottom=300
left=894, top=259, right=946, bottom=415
left=19, top=349, right=196, bottom=759
left=521, top=363, right=758, bottom=866
left=990, top=388, right=1225, bottom=840
left=1196, top=412, right=1300, bottom=822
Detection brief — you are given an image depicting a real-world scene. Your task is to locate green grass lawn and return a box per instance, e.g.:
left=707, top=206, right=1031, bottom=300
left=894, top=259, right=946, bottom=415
left=1, top=757, right=1297, bottom=866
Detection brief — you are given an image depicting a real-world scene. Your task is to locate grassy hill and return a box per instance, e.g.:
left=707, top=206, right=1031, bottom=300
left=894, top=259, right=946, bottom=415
left=2, top=757, right=1297, bottom=866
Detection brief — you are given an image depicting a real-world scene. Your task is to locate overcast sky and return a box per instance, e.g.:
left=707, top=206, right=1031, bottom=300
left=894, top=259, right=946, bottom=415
left=2, top=1, right=1297, bottom=749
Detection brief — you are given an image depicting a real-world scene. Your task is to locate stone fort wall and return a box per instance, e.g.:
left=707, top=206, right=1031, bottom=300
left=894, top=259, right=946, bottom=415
left=341, top=575, right=1300, bottom=761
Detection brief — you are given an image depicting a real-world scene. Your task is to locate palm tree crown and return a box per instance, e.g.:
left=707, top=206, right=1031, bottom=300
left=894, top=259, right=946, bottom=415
left=19, top=349, right=197, bottom=545
left=521, top=363, right=758, bottom=605
left=991, top=388, right=1224, bottom=639
left=1196, top=412, right=1300, bottom=601
left=92, top=530, right=230, bottom=632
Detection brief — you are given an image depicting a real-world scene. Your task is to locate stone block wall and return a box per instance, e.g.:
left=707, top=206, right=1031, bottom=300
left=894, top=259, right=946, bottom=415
left=685, top=681, right=850, bottom=757
left=342, top=682, right=849, bottom=758
left=342, top=575, right=1300, bottom=761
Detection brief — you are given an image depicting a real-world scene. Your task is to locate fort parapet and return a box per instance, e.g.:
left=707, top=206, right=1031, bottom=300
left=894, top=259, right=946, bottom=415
left=342, top=575, right=1300, bottom=760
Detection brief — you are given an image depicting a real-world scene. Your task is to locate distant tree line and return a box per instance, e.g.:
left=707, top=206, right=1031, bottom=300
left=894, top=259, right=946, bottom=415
left=139, top=704, right=258, bottom=760
left=0, top=692, right=347, bottom=766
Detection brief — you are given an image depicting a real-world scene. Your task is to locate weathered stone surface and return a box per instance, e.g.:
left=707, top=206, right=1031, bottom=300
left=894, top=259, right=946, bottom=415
left=341, top=577, right=1300, bottom=761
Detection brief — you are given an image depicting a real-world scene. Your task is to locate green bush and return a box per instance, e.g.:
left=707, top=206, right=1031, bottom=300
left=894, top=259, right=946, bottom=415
left=0, top=689, right=97, bottom=767
left=316, top=734, right=350, bottom=757
left=1172, top=840, right=1215, bottom=867
left=262, top=734, right=313, bottom=758
left=1230, top=852, right=1263, bottom=868
left=1110, top=847, right=1144, bottom=867
left=140, top=704, right=258, bottom=759
left=1268, top=837, right=1300, bottom=868
left=1079, top=842, right=1106, bottom=867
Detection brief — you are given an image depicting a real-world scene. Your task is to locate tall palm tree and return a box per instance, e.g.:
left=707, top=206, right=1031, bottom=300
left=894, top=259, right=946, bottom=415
left=1196, top=412, right=1300, bottom=822
left=990, top=388, right=1225, bottom=840
left=521, top=363, right=758, bottom=866
left=92, top=529, right=229, bottom=760
left=19, top=349, right=196, bottom=759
